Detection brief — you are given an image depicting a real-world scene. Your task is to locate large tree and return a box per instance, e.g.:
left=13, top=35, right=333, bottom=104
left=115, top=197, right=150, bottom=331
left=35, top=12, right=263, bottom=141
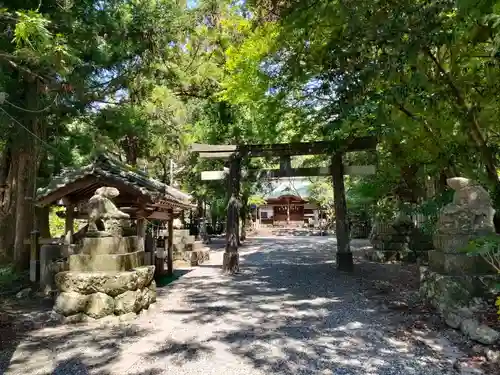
left=0, top=0, right=186, bottom=268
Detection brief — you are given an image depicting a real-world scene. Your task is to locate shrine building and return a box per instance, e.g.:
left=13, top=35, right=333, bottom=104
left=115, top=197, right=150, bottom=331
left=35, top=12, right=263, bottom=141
left=255, top=178, right=320, bottom=227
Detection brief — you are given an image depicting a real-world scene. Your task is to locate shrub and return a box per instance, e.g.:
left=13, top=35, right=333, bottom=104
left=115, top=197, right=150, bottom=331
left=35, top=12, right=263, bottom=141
left=462, top=235, right=500, bottom=320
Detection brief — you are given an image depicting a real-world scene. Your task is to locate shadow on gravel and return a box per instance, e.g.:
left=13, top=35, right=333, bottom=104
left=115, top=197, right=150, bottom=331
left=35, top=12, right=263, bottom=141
left=2, top=322, right=157, bottom=375
left=165, top=236, right=455, bottom=375
left=145, top=339, right=214, bottom=366
left=272, top=228, right=329, bottom=237
left=0, top=235, right=459, bottom=375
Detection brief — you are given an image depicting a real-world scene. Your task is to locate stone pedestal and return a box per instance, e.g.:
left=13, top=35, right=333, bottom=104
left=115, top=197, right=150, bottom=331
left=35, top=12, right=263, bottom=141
left=420, top=267, right=498, bottom=313
left=53, top=187, right=156, bottom=322
left=54, top=266, right=156, bottom=318
left=54, top=235, right=155, bottom=321
left=427, top=250, right=494, bottom=275
left=80, top=235, right=139, bottom=255
left=69, top=249, right=144, bottom=272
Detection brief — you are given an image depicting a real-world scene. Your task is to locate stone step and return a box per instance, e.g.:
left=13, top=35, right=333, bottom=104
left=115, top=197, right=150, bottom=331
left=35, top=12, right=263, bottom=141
left=173, top=229, right=190, bottom=237
left=192, top=241, right=209, bottom=251
left=69, top=251, right=145, bottom=272
left=80, top=236, right=139, bottom=255
left=190, top=247, right=210, bottom=266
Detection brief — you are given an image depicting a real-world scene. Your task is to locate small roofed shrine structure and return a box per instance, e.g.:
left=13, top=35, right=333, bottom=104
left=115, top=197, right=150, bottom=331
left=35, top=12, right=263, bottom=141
left=257, top=178, right=319, bottom=227
left=33, top=153, right=194, bottom=282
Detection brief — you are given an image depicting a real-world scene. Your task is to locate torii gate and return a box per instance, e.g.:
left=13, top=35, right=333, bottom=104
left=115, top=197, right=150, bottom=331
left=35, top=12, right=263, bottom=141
left=191, top=136, right=378, bottom=273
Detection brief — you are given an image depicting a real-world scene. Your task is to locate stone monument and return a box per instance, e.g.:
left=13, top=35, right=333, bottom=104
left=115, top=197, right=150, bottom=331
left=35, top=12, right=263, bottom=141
left=368, top=213, right=414, bottom=262
left=420, top=177, right=497, bottom=312
left=53, top=187, right=156, bottom=321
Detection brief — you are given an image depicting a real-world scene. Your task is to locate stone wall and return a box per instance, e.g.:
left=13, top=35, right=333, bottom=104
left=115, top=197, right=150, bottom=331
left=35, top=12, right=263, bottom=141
left=367, top=215, right=433, bottom=263
left=159, top=229, right=210, bottom=266
left=53, top=265, right=156, bottom=320
left=173, top=229, right=195, bottom=261
left=368, top=218, right=413, bottom=262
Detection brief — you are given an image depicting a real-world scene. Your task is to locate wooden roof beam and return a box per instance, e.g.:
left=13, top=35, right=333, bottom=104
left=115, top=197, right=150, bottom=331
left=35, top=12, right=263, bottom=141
left=195, top=136, right=377, bottom=159
left=201, top=165, right=376, bottom=180
left=36, top=175, right=101, bottom=207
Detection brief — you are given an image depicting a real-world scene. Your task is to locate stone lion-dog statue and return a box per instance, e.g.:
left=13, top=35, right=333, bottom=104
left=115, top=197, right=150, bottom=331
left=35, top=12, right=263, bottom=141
left=87, top=186, right=130, bottom=235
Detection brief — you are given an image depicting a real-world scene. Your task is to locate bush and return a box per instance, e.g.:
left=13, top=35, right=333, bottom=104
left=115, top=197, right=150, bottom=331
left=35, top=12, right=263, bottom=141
left=0, top=264, right=27, bottom=293
left=49, top=207, right=66, bottom=237
left=462, top=235, right=500, bottom=320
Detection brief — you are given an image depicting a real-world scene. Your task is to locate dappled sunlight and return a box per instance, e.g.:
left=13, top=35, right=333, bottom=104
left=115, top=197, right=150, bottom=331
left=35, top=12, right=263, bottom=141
left=5, top=322, right=154, bottom=374
left=1, top=235, right=465, bottom=375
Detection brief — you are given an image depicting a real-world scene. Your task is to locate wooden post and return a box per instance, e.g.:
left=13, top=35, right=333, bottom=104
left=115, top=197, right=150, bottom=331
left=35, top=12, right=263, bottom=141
left=235, top=165, right=242, bottom=246
left=136, top=217, right=146, bottom=252
left=331, top=153, right=352, bottom=271
left=286, top=198, right=290, bottom=225
left=29, top=230, right=40, bottom=282
left=64, top=203, right=75, bottom=244
left=167, top=209, right=174, bottom=277
left=155, top=235, right=166, bottom=276
left=223, top=155, right=241, bottom=273
left=195, top=200, right=202, bottom=240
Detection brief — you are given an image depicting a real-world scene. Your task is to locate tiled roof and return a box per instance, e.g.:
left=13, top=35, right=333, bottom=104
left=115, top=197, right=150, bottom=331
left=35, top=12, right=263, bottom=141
left=263, top=179, right=311, bottom=199
left=36, top=153, right=193, bottom=208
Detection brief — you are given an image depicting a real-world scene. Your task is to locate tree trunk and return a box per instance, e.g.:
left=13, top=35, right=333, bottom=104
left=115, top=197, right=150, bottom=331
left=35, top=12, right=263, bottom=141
left=36, top=206, right=51, bottom=239
left=122, top=134, right=139, bottom=166
left=223, top=157, right=241, bottom=273
left=13, top=151, right=34, bottom=271
left=397, top=164, right=422, bottom=203
left=223, top=196, right=239, bottom=272
left=0, top=146, right=16, bottom=261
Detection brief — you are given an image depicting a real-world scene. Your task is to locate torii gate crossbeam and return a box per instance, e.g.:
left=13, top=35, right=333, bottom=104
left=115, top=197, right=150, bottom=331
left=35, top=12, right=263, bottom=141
left=191, top=136, right=378, bottom=273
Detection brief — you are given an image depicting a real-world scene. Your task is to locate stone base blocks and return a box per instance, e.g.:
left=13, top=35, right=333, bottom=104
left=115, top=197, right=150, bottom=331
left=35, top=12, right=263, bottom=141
left=69, top=250, right=144, bottom=272
left=80, top=235, right=139, bottom=255
left=420, top=267, right=497, bottom=311
left=54, top=265, right=156, bottom=319
left=166, top=229, right=210, bottom=266
left=190, top=241, right=210, bottom=266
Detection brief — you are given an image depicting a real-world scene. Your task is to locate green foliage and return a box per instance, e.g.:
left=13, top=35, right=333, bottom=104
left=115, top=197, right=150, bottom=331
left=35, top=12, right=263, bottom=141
left=248, top=195, right=266, bottom=207
left=48, top=207, right=77, bottom=238
left=462, top=235, right=500, bottom=274
left=308, top=180, right=333, bottom=209
left=4, top=0, right=500, bottom=272
left=12, top=10, right=51, bottom=50
left=412, top=191, right=454, bottom=235
left=0, top=264, right=27, bottom=291
left=49, top=207, right=66, bottom=238
left=462, top=234, right=500, bottom=318
left=307, top=179, right=335, bottom=225
left=496, top=296, right=500, bottom=320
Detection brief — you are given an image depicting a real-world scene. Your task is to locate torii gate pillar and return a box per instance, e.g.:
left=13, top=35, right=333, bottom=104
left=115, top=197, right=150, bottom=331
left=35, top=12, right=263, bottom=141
left=331, top=153, right=352, bottom=271
left=223, top=155, right=241, bottom=273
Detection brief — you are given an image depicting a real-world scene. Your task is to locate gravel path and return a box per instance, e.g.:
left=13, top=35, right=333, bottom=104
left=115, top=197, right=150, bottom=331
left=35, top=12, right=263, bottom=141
left=1, top=235, right=469, bottom=375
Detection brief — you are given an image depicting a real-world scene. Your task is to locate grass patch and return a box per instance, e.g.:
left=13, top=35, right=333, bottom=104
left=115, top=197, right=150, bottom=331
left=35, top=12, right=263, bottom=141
left=155, top=268, right=192, bottom=287
left=155, top=273, right=180, bottom=287
left=0, top=264, right=28, bottom=295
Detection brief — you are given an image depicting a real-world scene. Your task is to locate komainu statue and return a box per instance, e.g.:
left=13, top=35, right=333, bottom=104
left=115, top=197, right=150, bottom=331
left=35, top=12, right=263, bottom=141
left=437, top=177, right=495, bottom=236
left=87, top=187, right=130, bottom=236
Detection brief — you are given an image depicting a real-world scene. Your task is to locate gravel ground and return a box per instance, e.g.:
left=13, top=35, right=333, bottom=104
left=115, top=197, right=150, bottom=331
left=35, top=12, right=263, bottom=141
left=0, top=235, right=475, bottom=375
